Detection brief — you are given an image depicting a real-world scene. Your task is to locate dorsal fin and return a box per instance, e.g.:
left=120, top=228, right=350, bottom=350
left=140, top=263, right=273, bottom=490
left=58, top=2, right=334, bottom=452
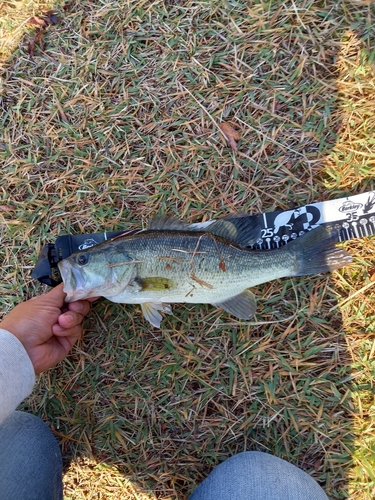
left=148, top=216, right=191, bottom=231
left=205, top=213, right=261, bottom=247
left=148, top=213, right=261, bottom=246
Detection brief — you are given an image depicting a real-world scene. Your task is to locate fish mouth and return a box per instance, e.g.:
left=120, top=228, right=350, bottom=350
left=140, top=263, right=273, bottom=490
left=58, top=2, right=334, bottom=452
left=58, top=260, right=88, bottom=302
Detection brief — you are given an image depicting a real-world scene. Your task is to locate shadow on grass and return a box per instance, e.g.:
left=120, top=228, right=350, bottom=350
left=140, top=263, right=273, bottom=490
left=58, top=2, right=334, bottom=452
left=1, top=0, right=374, bottom=499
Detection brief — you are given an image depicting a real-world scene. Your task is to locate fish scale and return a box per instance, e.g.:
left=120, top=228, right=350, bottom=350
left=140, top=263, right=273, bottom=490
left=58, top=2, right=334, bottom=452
left=119, top=231, right=296, bottom=303
left=58, top=215, right=352, bottom=328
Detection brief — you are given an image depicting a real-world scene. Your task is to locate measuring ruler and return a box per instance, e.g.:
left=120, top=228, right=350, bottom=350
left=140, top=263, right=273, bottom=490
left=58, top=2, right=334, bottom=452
left=250, top=190, right=375, bottom=250
left=32, top=190, right=375, bottom=286
left=191, top=191, right=375, bottom=250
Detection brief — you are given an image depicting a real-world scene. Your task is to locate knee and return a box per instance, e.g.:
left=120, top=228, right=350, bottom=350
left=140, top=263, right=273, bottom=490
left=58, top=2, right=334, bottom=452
left=209, top=451, right=323, bottom=486
left=0, top=412, right=63, bottom=500
left=0, top=411, right=62, bottom=471
left=2, top=411, right=57, bottom=446
left=217, top=450, right=286, bottom=471
left=2, top=410, right=50, bottom=433
left=189, top=451, right=329, bottom=500
left=201, top=451, right=283, bottom=480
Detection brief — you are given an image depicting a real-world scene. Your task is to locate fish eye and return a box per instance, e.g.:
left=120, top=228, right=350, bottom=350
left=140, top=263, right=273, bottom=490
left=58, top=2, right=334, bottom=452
left=77, top=254, right=89, bottom=266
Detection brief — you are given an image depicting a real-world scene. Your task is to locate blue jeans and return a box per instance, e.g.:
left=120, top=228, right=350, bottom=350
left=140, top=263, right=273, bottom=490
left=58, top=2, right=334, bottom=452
left=0, top=412, right=63, bottom=500
left=189, top=451, right=329, bottom=499
left=0, top=412, right=328, bottom=499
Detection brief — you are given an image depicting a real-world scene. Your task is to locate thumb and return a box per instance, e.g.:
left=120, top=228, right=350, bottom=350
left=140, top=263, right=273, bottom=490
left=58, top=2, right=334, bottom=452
left=42, top=283, right=67, bottom=306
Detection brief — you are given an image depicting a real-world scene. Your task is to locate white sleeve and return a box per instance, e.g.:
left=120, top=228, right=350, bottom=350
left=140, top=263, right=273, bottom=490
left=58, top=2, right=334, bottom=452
left=0, top=329, right=36, bottom=425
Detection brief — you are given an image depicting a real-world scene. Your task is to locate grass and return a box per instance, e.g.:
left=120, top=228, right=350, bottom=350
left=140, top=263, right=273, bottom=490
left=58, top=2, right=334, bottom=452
left=1, top=0, right=375, bottom=498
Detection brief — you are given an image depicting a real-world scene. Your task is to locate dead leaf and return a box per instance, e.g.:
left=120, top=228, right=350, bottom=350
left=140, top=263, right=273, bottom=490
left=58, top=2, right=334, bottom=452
left=27, top=30, right=44, bottom=57
left=27, top=16, right=47, bottom=27
left=314, top=460, right=322, bottom=472
left=368, top=265, right=375, bottom=281
left=27, top=11, right=59, bottom=28
left=0, top=205, right=14, bottom=213
left=219, top=122, right=240, bottom=151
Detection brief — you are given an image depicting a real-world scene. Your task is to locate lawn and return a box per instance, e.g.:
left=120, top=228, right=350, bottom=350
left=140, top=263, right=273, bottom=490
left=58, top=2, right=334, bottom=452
left=1, top=0, right=375, bottom=498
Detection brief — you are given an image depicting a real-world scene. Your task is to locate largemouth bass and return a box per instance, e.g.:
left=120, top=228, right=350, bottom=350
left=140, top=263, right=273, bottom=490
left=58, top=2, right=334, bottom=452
left=58, top=215, right=352, bottom=327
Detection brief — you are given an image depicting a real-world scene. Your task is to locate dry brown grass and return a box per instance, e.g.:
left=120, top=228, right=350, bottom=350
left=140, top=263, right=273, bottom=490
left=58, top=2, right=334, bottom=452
left=1, top=0, right=375, bottom=499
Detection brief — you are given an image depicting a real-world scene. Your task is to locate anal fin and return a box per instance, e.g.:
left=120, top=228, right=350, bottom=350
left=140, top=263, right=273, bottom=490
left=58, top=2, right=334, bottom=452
left=212, top=289, right=257, bottom=320
left=141, top=302, right=172, bottom=328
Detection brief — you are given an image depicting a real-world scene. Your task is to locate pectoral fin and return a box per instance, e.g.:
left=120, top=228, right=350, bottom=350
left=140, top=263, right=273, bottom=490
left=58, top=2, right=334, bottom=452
left=212, top=289, right=257, bottom=319
left=141, top=302, right=172, bottom=328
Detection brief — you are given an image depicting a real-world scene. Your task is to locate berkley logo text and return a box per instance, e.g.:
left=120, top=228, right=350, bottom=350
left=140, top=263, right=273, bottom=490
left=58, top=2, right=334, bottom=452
left=339, top=201, right=363, bottom=213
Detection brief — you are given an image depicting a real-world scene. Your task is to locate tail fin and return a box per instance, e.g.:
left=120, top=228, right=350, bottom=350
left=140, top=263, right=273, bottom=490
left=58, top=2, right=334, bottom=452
left=288, top=225, right=352, bottom=276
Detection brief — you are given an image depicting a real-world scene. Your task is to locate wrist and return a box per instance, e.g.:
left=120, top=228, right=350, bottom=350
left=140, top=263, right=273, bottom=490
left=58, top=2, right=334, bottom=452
left=0, top=319, right=22, bottom=344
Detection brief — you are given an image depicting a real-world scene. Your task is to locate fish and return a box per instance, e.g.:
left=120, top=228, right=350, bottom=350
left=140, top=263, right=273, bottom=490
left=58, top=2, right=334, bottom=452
left=58, top=214, right=352, bottom=328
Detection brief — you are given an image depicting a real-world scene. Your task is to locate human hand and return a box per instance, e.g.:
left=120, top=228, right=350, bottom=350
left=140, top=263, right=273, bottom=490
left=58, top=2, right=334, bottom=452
left=0, top=284, right=97, bottom=374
